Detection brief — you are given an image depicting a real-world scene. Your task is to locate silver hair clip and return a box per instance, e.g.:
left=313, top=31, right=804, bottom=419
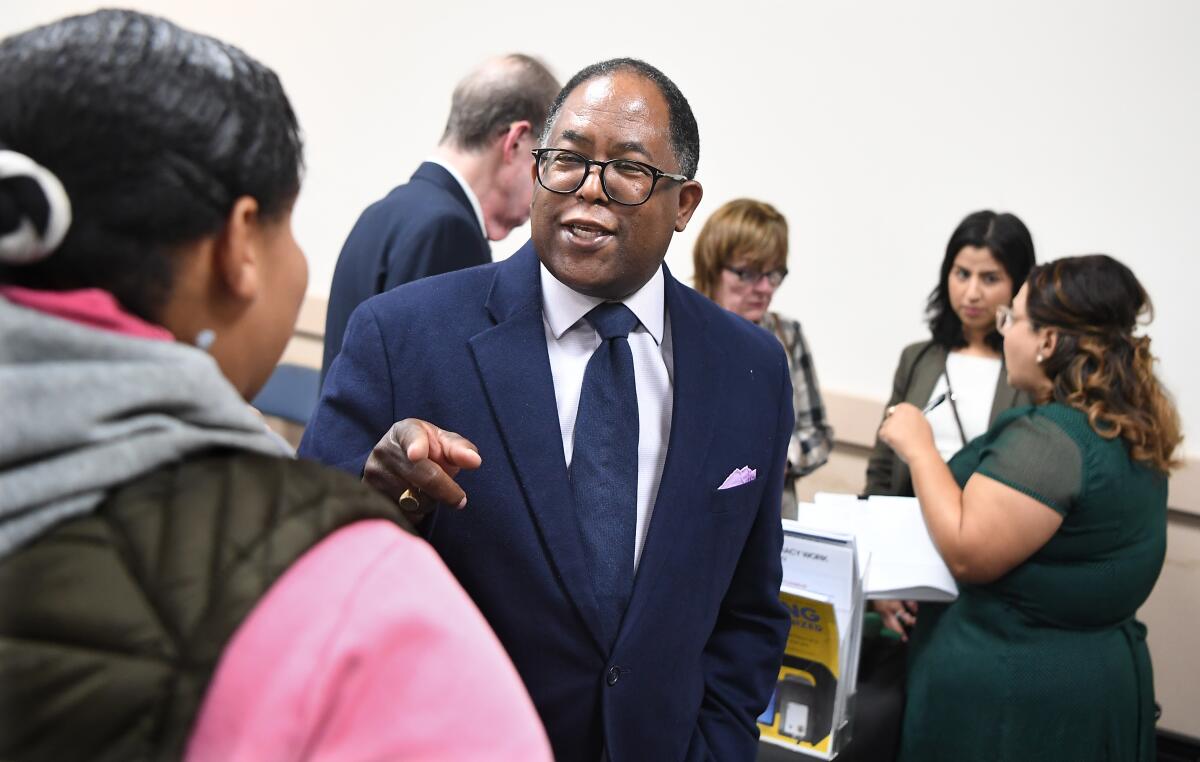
left=0, top=150, right=73, bottom=265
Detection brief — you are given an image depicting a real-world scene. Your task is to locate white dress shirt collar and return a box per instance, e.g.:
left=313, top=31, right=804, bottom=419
left=538, top=260, right=673, bottom=572
left=424, top=156, right=487, bottom=239
left=539, top=263, right=666, bottom=345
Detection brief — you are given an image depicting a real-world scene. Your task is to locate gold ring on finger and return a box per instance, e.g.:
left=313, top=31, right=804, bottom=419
left=398, top=488, right=422, bottom=512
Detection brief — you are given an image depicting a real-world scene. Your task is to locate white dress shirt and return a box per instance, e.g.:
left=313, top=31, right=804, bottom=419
left=539, top=264, right=674, bottom=570
left=927, top=352, right=1002, bottom=461
left=424, top=156, right=487, bottom=238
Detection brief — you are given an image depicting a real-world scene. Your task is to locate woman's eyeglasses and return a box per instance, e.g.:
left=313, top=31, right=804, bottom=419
left=995, top=305, right=1025, bottom=334
left=724, top=266, right=787, bottom=287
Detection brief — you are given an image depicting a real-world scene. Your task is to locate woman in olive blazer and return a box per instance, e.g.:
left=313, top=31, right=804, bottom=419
left=865, top=339, right=1029, bottom=496
left=865, top=211, right=1037, bottom=499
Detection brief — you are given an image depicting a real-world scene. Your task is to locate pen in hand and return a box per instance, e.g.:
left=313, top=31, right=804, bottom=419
left=923, top=392, right=951, bottom=414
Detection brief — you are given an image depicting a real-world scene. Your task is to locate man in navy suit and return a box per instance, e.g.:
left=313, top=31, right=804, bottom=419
left=301, top=58, right=792, bottom=761
left=320, top=54, right=559, bottom=381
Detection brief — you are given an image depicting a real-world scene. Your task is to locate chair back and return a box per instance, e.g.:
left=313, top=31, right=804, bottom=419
left=251, top=363, right=320, bottom=425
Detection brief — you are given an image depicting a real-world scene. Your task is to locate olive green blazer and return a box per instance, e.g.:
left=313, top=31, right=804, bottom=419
left=863, top=340, right=1031, bottom=497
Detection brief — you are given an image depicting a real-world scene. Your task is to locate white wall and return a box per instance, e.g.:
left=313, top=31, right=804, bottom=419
left=5, top=0, right=1198, bottom=454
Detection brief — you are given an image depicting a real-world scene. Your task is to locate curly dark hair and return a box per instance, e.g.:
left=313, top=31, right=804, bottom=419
left=1026, top=255, right=1182, bottom=473
left=926, top=210, right=1036, bottom=352
left=0, top=9, right=303, bottom=323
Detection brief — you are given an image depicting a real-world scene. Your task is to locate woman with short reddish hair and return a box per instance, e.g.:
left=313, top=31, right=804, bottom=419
left=693, top=198, right=833, bottom=518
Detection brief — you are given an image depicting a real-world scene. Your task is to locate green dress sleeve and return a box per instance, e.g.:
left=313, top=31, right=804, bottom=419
left=974, top=412, right=1083, bottom=515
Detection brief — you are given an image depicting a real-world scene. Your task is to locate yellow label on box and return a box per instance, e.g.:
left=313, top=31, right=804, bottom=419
left=758, top=592, right=839, bottom=755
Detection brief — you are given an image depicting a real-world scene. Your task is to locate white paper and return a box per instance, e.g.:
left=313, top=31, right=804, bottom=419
left=780, top=529, right=856, bottom=634
left=793, top=495, right=958, bottom=602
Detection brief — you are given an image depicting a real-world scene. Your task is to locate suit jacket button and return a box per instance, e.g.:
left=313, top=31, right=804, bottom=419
left=606, top=666, right=620, bottom=686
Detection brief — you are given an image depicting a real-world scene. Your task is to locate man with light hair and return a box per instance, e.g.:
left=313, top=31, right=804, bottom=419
left=321, top=54, right=559, bottom=381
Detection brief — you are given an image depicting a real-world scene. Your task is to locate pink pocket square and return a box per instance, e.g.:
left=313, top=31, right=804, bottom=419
left=718, top=466, right=757, bottom=490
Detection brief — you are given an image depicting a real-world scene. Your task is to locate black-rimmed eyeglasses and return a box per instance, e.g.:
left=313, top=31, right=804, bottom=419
left=532, top=148, right=688, bottom=206
left=724, top=266, right=788, bottom=287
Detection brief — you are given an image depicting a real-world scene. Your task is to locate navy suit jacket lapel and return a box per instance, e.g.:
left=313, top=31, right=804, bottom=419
left=467, top=242, right=608, bottom=654
left=412, top=161, right=477, bottom=220
left=621, top=269, right=725, bottom=638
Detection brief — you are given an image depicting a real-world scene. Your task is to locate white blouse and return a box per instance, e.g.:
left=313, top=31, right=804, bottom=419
left=926, top=352, right=1002, bottom=462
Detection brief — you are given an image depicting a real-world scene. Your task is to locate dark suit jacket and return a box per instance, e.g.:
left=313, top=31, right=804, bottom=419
left=864, top=339, right=1031, bottom=496
left=321, top=161, right=491, bottom=382
left=300, top=242, right=793, bottom=761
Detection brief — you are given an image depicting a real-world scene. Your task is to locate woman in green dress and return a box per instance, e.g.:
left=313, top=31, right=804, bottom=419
left=879, top=254, right=1181, bottom=761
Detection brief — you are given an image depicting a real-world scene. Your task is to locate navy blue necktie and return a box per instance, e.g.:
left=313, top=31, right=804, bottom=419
left=571, top=302, right=640, bottom=648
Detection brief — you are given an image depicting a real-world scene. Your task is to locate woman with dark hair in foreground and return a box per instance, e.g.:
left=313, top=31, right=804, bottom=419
left=0, top=10, right=548, bottom=760
left=880, top=254, right=1180, bottom=761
